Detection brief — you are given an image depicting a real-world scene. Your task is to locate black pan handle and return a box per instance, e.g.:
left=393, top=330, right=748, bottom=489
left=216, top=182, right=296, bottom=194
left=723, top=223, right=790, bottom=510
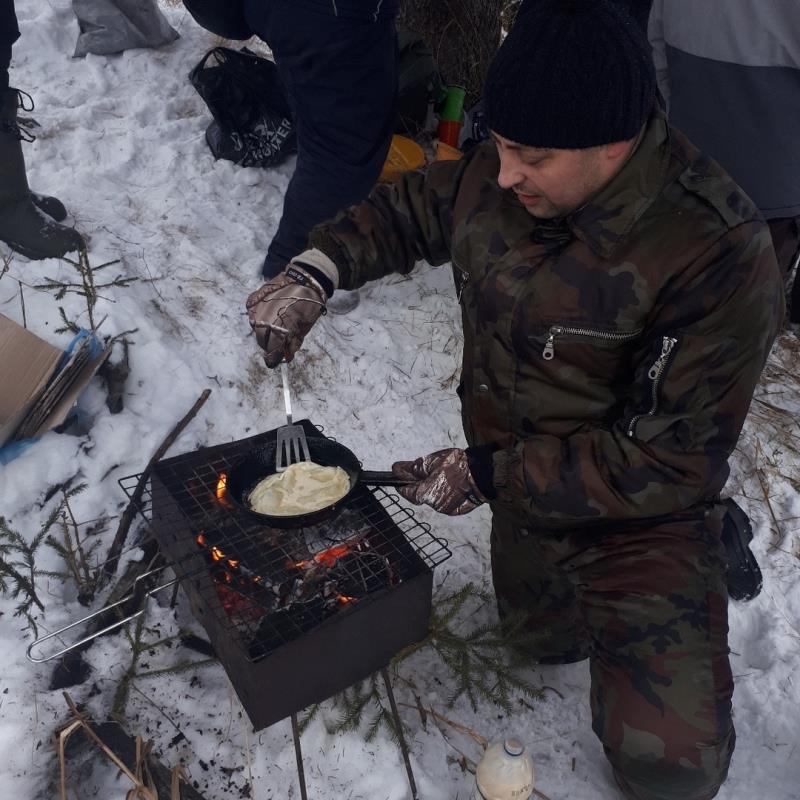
left=361, top=470, right=415, bottom=486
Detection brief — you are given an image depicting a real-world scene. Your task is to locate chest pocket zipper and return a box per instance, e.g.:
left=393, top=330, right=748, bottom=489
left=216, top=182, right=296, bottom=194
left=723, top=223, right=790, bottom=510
left=541, top=324, right=643, bottom=360
left=626, top=336, right=679, bottom=438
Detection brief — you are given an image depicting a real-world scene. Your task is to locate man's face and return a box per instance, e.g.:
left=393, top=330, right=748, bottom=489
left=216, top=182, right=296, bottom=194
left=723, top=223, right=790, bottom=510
left=492, top=132, right=629, bottom=219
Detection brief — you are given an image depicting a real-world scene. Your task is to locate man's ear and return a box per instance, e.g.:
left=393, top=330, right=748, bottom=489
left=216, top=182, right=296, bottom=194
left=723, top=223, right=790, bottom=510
left=604, top=139, right=631, bottom=161
left=603, top=134, right=640, bottom=164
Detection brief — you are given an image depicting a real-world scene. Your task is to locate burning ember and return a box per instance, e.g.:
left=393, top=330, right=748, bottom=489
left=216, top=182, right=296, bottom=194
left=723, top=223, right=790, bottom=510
left=194, top=529, right=394, bottom=651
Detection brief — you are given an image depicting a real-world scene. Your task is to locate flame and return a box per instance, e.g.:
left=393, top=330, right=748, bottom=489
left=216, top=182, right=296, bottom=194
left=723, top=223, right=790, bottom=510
left=216, top=472, right=227, bottom=500
left=337, top=595, right=358, bottom=605
left=196, top=533, right=264, bottom=586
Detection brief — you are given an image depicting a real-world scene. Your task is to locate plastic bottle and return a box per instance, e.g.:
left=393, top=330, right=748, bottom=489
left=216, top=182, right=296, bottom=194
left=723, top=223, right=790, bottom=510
left=473, top=738, right=534, bottom=800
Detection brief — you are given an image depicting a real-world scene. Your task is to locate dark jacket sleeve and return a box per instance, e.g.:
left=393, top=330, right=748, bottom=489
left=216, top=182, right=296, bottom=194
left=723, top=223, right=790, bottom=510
left=308, top=157, right=469, bottom=289
left=491, top=220, right=783, bottom=524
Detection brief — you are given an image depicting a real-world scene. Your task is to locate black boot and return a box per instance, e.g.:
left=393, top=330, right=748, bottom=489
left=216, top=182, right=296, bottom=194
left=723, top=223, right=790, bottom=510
left=721, top=498, right=763, bottom=602
left=30, top=192, right=67, bottom=222
left=0, top=88, right=84, bottom=260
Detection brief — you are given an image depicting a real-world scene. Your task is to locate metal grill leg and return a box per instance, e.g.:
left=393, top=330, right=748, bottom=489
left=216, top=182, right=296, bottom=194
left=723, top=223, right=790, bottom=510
left=291, top=713, right=309, bottom=800
left=380, top=667, right=419, bottom=799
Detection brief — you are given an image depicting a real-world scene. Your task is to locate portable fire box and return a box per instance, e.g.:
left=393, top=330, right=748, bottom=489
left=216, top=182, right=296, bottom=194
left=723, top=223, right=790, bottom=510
left=137, top=420, right=450, bottom=731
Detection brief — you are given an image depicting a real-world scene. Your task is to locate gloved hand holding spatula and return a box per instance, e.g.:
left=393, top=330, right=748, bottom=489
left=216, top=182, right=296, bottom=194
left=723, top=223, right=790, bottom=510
left=246, top=249, right=338, bottom=367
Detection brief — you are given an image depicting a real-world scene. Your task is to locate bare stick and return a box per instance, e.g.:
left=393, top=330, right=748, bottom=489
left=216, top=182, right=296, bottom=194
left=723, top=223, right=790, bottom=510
left=754, top=440, right=785, bottom=550
left=63, top=490, right=93, bottom=587
left=93, top=388, right=211, bottom=594
left=18, top=280, right=26, bottom=328
left=398, top=701, right=487, bottom=748
left=0, top=252, right=11, bottom=282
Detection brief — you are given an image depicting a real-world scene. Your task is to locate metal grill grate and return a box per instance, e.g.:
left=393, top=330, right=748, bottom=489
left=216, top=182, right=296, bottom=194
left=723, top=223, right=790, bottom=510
left=118, top=425, right=450, bottom=663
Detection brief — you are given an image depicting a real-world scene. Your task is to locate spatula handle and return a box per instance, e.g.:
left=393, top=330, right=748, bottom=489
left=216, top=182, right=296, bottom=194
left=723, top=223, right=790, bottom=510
left=280, top=361, right=293, bottom=425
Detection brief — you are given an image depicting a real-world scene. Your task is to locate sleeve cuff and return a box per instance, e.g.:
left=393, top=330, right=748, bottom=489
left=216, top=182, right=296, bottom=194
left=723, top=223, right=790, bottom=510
left=465, top=443, right=499, bottom=500
left=291, top=248, right=340, bottom=293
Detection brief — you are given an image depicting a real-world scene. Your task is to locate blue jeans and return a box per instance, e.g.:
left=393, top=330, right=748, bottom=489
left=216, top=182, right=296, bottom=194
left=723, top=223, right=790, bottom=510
left=243, top=0, right=397, bottom=277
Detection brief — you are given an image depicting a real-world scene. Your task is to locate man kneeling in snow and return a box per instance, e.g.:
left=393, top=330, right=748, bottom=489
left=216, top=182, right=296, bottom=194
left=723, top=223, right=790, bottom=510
left=244, top=2, right=783, bottom=798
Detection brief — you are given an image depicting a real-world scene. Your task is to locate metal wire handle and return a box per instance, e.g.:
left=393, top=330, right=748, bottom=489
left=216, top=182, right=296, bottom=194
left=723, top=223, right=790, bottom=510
left=26, top=566, right=178, bottom=664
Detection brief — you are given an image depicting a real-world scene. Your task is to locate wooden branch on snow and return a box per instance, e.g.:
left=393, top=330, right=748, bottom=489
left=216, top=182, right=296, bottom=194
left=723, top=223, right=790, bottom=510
left=57, top=692, right=207, bottom=800
left=91, top=388, right=211, bottom=598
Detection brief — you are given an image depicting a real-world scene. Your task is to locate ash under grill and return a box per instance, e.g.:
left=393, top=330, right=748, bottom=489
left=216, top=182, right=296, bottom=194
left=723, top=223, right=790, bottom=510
left=120, top=420, right=450, bottom=730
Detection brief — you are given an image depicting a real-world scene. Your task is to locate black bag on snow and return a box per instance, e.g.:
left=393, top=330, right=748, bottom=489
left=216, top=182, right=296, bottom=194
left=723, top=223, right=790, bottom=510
left=189, top=47, right=296, bottom=168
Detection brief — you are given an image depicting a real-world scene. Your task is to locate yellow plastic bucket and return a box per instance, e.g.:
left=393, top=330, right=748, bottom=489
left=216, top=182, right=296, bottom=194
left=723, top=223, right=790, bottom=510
left=379, top=134, right=426, bottom=183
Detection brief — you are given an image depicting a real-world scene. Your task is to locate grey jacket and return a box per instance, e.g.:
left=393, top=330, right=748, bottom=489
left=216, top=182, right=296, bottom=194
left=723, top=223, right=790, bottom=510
left=648, top=0, right=800, bottom=219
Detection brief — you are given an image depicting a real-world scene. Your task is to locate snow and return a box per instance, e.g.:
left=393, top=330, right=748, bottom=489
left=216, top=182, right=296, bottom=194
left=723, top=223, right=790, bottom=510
left=1, top=2, right=799, bottom=798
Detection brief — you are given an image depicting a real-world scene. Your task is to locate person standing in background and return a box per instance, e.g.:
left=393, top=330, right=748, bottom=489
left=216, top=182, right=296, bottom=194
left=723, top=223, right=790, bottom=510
left=242, top=0, right=398, bottom=312
left=649, top=0, right=800, bottom=325
left=0, top=0, right=84, bottom=259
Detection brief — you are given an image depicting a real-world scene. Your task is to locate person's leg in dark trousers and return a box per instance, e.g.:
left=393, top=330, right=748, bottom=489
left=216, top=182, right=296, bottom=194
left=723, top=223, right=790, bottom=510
left=243, top=0, right=397, bottom=277
left=0, top=0, right=20, bottom=90
left=491, top=509, right=734, bottom=800
left=0, top=0, right=84, bottom=258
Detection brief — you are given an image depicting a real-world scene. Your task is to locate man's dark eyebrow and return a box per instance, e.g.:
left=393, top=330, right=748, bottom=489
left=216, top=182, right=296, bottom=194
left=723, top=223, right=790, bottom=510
left=490, top=132, right=523, bottom=150
left=490, top=133, right=552, bottom=155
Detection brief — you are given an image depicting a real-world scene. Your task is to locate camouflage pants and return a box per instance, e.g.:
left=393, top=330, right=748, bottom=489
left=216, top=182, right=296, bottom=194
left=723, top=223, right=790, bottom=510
left=491, top=508, right=735, bottom=800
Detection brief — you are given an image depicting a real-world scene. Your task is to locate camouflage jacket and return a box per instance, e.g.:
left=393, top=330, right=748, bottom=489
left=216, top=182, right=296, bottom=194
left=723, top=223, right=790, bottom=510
left=310, top=109, right=783, bottom=526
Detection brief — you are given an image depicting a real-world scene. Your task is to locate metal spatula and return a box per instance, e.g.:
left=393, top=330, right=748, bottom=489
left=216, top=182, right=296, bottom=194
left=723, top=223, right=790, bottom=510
left=276, top=361, right=311, bottom=472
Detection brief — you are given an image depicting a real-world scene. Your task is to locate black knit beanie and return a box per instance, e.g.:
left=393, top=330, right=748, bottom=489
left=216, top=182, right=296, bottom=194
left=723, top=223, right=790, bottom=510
left=485, top=0, right=656, bottom=149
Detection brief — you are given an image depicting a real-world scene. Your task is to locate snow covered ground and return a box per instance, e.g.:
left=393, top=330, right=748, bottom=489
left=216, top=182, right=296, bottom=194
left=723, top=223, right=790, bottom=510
left=1, top=2, right=798, bottom=798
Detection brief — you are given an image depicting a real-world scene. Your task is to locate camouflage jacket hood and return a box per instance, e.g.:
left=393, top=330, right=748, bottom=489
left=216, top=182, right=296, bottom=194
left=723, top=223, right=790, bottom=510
left=310, top=109, right=783, bottom=526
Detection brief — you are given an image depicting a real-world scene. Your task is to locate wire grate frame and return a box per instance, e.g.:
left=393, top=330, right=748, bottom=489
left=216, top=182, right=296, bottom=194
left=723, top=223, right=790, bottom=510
left=118, top=440, right=451, bottom=662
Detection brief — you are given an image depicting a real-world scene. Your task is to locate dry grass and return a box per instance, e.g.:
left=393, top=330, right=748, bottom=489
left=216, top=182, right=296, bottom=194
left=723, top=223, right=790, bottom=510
left=731, top=331, right=800, bottom=557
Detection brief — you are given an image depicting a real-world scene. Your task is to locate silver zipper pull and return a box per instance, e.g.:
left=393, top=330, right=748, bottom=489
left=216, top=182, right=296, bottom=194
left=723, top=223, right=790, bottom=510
left=647, top=336, right=677, bottom=380
left=542, top=326, right=561, bottom=360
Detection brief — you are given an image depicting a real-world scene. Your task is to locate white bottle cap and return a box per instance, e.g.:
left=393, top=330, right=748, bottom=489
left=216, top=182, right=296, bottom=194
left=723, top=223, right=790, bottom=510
left=504, top=738, right=525, bottom=757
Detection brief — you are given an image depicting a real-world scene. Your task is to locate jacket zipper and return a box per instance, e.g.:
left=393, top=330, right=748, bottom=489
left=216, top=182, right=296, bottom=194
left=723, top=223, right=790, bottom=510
left=626, top=336, right=678, bottom=438
left=541, top=324, right=642, bottom=360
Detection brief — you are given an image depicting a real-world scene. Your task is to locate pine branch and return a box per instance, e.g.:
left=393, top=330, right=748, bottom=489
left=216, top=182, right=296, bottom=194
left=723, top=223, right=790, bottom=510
left=297, top=703, right=323, bottom=736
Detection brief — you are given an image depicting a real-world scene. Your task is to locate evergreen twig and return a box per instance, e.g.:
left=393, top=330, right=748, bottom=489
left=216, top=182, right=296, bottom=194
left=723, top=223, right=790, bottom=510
left=33, top=250, right=137, bottom=331
left=0, top=501, right=65, bottom=635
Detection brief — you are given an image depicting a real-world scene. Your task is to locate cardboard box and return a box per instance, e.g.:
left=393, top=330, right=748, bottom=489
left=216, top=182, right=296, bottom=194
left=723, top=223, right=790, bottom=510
left=0, top=314, right=111, bottom=448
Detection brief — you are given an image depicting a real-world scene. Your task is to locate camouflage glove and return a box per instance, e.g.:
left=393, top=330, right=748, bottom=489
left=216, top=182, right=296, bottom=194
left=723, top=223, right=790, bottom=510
left=391, top=447, right=492, bottom=516
left=246, top=249, right=339, bottom=367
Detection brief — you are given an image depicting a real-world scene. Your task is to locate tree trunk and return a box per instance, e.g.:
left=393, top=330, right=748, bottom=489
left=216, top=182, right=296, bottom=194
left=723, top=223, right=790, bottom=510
left=398, top=0, right=503, bottom=106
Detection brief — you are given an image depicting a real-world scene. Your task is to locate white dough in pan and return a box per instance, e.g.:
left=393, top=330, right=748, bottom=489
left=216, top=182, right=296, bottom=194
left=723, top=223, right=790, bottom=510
left=248, top=461, right=351, bottom=516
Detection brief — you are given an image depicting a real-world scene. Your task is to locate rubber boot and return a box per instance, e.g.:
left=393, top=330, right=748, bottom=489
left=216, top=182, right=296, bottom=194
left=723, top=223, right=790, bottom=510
left=0, top=88, right=84, bottom=260
left=721, top=498, right=763, bottom=602
left=31, top=192, right=67, bottom=222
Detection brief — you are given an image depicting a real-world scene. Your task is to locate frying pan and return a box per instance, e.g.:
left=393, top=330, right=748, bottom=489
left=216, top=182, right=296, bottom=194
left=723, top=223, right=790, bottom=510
left=225, top=436, right=412, bottom=529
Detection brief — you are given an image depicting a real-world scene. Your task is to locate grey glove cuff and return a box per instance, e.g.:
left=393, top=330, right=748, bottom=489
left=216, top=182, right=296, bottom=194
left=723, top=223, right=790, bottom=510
left=290, top=249, right=339, bottom=291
